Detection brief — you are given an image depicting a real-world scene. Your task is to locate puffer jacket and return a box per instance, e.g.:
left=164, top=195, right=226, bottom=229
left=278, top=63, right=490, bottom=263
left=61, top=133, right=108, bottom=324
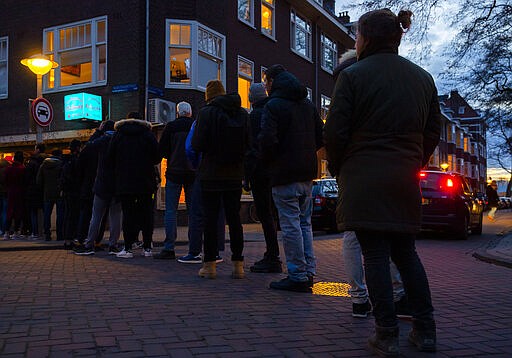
left=36, top=155, right=63, bottom=201
left=192, top=93, right=249, bottom=191
left=258, top=71, right=324, bottom=187
left=159, top=116, right=196, bottom=184
left=108, top=119, right=160, bottom=195
left=324, top=47, right=441, bottom=234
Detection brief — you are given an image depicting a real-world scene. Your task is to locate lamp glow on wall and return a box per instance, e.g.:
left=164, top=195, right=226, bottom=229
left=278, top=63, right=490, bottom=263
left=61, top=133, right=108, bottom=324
left=20, top=54, right=59, bottom=144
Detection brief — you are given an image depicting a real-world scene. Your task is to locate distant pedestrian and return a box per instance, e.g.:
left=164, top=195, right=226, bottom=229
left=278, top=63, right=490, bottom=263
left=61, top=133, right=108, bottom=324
left=324, top=9, right=441, bottom=356
left=37, top=148, right=64, bottom=241
left=4, top=151, right=26, bottom=239
left=108, top=112, right=160, bottom=258
left=245, top=83, right=282, bottom=274
left=24, top=144, right=46, bottom=239
left=259, top=64, right=324, bottom=292
left=192, top=79, right=248, bottom=279
left=154, top=101, right=202, bottom=262
left=486, top=180, right=499, bottom=222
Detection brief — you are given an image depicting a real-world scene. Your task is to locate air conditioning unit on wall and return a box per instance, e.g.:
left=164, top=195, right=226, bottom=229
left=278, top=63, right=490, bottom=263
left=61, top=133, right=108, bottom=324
left=148, top=98, right=176, bottom=124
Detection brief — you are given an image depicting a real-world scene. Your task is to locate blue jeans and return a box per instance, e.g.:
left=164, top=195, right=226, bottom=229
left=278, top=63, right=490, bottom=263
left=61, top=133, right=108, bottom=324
left=343, top=231, right=405, bottom=304
left=0, top=195, right=7, bottom=233
left=84, top=195, right=122, bottom=249
left=43, top=199, right=64, bottom=240
left=356, top=230, right=434, bottom=327
left=164, top=180, right=202, bottom=252
left=272, top=181, right=316, bottom=282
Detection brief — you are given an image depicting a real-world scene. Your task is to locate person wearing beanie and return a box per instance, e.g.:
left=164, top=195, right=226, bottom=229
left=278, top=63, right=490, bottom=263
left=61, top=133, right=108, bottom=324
left=154, top=101, right=202, bottom=262
left=205, top=80, right=226, bottom=103
left=192, top=80, right=249, bottom=279
left=244, top=83, right=281, bottom=274
left=324, top=9, right=440, bottom=355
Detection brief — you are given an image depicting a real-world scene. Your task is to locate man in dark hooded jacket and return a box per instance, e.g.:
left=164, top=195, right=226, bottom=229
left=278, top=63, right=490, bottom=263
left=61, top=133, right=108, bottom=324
left=258, top=65, right=324, bottom=292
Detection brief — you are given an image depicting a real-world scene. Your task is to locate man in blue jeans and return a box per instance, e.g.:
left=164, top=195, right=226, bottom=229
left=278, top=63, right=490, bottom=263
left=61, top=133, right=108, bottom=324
left=258, top=65, right=324, bottom=292
left=154, top=102, right=202, bottom=261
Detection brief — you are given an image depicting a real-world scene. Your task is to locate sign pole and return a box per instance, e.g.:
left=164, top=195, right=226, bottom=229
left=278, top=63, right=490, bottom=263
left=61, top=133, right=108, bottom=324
left=35, top=74, right=43, bottom=144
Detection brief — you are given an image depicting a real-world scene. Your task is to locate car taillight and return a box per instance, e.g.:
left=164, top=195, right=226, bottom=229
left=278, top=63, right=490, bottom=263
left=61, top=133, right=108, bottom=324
left=314, top=195, right=326, bottom=206
left=446, top=178, right=454, bottom=187
left=419, top=172, right=427, bottom=178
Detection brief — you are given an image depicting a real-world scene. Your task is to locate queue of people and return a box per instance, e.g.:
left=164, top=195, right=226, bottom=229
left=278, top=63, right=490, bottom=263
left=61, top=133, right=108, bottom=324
left=0, top=8, right=442, bottom=356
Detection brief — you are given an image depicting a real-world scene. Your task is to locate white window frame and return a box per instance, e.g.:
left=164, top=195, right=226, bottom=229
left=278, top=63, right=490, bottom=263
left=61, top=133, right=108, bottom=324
left=43, top=16, right=107, bottom=93
left=321, top=94, right=331, bottom=122
left=290, top=9, right=312, bottom=61
left=238, top=0, right=254, bottom=27
left=0, top=36, right=7, bottom=99
left=238, top=55, right=254, bottom=110
left=261, top=0, right=276, bottom=39
left=314, top=0, right=323, bottom=5
left=166, top=20, right=226, bottom=91
left=306, top=87, right=313, bottom=101
left=321, top=33, right=337, bottom=74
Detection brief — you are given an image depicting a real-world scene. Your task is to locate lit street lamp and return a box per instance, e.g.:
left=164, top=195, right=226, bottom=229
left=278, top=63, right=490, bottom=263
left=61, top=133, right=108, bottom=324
left=440, top=163, right=449, bottom=172
left=20, top=54, right=59, bottom=144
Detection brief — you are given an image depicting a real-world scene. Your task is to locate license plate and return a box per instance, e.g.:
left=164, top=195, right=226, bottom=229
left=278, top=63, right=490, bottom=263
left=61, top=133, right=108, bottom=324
left=422, top=198, right=431, bottom=205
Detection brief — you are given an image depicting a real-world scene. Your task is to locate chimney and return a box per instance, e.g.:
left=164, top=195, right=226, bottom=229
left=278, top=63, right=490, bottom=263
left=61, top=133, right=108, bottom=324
left=323, top=0, right=335, bottom=15
left=338, top=11, right=350, bottom=24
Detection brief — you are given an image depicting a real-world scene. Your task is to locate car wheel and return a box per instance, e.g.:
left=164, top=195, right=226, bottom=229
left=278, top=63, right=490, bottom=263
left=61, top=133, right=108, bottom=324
left=472, top=213, right=483, bottom=235
left=455, top=216, right=469, bottom=240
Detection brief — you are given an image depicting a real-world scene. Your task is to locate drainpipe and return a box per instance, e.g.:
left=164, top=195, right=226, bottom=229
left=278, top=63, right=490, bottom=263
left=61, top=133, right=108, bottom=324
left=315, top=22, right=320, bottom=109
left=144, top=0, right=149, bottom=121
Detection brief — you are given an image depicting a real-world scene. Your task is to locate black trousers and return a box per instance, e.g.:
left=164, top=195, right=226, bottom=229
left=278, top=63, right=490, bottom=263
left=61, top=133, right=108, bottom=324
left=120, top=193, right=154, bottom=250
left=202, top=188, right=243, bottom=262
left=356, top=230, right=435, bottom=327
left=250, top=176, right=279, bottom=258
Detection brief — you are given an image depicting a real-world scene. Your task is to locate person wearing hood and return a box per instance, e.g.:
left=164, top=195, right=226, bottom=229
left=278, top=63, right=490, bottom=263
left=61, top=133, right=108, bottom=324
left=108, top=112, right=159, bottom=258
left=258, top=65, right=324, bottom=293
left=37, top=148, right=64, bottom=241
left=191, top=79, right=249, bottom=279
left=244, top=83, right=281, bottom=274
left=324, top=9, right=440, bottom=356
left=24, top=144, right=47, bottom=239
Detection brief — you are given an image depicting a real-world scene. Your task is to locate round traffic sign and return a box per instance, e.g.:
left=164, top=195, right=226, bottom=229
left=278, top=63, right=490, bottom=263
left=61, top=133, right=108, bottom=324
left=31, top=97, right=53, bottom=127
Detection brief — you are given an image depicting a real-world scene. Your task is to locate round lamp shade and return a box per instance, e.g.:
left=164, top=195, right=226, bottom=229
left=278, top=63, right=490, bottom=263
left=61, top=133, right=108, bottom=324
left=21, top=54, right=59, bottom=75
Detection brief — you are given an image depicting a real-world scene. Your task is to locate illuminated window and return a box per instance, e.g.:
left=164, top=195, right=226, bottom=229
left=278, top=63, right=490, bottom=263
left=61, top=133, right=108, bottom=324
left=261, top=66, right=267, bottom=82
left=0, top=37, right=7, bottom=99
left=166, top=20, right=225, bottom=90
left=238, top=0, right=254, bottom=26
left=43, top=16, right=107, bottom=92
left=321, top=95, right=331, bottom=123
left=291, top=9, right=312, bottom=60
left=261, top=0, right=275, bottom=38
left=321, top=33, right=337, bottom=73
left=238, top=56, right=253, bottom=110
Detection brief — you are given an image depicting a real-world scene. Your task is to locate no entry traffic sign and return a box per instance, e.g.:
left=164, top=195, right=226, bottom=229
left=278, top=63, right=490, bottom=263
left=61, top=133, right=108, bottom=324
left=31, top=97, right=53, bottom=127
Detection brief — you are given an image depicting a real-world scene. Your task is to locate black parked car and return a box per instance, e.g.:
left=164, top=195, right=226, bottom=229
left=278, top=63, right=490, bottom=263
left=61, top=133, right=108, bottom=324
left=312, top=178, right=339, bottom=232
left=419, top=170, right=483, bottom=240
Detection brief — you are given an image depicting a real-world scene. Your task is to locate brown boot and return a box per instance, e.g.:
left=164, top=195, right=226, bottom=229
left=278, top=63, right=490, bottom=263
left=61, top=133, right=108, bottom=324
left=408, top=319, right=436, bottom=352
left=198, top=261, right=216, bottom=279
left=232, top=260, right=245, bottom=279
left=368, top=325, right=399, bottom=357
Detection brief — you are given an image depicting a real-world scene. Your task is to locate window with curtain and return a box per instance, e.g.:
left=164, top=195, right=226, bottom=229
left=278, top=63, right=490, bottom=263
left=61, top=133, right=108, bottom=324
left=238, top=0, right=253, bottom=26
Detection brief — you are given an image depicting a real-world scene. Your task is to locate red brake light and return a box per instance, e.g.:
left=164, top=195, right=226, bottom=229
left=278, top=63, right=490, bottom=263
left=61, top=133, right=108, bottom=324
left=446, top=178, right=454, bottom=187
left=419, top=172, right=427, bottom=178
left=314, top=195, right=326, bottom=206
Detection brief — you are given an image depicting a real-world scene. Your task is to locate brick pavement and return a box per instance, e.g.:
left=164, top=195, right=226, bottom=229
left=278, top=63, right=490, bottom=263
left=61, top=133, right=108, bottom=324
left=1, top=215, right=512, bottom=357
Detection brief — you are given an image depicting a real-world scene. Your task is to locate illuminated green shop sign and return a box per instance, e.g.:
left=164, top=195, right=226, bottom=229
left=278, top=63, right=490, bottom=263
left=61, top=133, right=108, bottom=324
left=64, top=93, right=102, bottom=121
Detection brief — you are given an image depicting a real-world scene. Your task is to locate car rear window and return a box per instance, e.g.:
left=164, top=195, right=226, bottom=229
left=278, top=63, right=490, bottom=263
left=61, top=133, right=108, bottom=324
left=420, top=172, right=469, bottom=194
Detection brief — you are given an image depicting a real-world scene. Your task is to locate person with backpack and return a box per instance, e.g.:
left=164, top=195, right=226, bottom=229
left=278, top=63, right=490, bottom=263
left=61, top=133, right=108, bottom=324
left=191, top=79, right=249, bottom=279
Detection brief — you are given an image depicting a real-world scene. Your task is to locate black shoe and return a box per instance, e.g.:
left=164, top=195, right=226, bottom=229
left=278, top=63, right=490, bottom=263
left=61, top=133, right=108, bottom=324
left=352, top=301, right=372, bottom=318
left=269, top=277, right=311, bottom=293
left=153, top=250, right=176, bottom=259
left=94, top=244, right=105, bottom=252
left=250, top=257, right=283, bottom=273
left=395, top=296, right=412, bottom=319
left=74, top=246, right=95, bottom=256
left=368, top=325, right=400, bottom=357
left=408, top=320, right=436, bottom=352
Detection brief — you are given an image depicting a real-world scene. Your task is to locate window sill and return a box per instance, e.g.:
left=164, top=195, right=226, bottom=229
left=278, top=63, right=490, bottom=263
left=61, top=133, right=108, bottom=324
left=321, top=66, right=334, bottom=75
left=238, top=18, right=256, bottom=30
left=43, top=81, right=107, bottom=94
left=290, top=48, right=312, bottom=63
left=261, top=31, right=276, bottom=42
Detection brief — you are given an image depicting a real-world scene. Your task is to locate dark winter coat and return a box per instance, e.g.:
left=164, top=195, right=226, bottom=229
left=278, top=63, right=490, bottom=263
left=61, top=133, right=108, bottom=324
left=108, top=119, right=160, bottom=195
left=192, top=93, right=249, bottom=191
left=77, top=139, right=100, bottom=201
left=258, top=71, right=324, bottom=187
left=5, top=162, right=26, bottom=220
left=245, top=97, right=270, bottom=182
left=90, top=130, right=116, bottom=201
left=36, top=155, right=63, bottom=201
left=158, top=116, right=196, bottom=184
left=24, top=153, right=46, bottom=207
left=324, top=50, right=441, bottom=234
left=60, top=152, right=81, bottom=197
left=486, top=185, right=499, bottom=207
left=0, top=158, right=9, bottom=197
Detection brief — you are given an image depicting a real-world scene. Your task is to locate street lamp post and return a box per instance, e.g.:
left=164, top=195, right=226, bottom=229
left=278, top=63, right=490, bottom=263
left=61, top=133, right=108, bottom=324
left=20, top=54, right=59, bottom=144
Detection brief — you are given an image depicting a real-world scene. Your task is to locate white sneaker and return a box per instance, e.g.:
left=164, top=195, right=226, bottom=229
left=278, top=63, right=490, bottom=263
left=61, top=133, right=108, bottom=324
left=30, top=234, right=40, bottom=240
left=116, top=249, right=133, bottom=259
left=142, top=249, right=152, bottom=257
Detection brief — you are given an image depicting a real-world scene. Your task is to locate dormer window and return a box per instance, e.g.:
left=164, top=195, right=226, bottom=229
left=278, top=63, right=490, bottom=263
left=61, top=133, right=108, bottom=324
left=458, top=106, right=465, bottom=114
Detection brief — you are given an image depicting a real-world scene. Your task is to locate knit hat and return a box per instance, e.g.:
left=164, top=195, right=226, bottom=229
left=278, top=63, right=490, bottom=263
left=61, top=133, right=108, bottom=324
left=205, top=80, right=226, bottom=102
left=102, top=120, right=115, bottom=132
left=177, top=101, right=192, bottom=117
left=248, top=83, right=267, bottom=104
